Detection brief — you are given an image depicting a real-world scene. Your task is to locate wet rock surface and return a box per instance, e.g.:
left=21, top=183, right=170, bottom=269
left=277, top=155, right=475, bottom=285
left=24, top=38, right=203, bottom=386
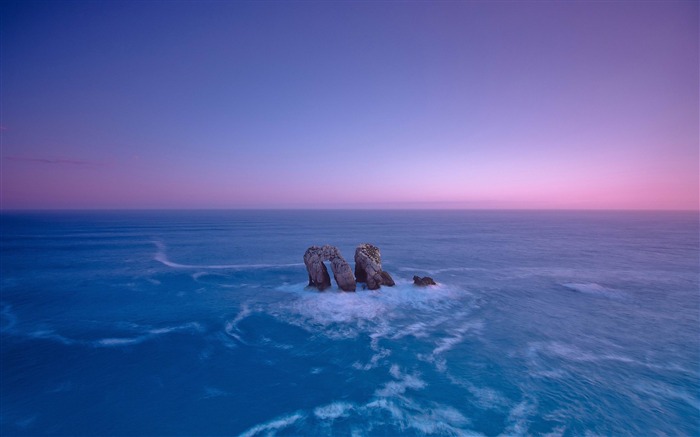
left=304, top=244, right=402, bottom=291
left=354, top=243, right=395, bottom=290
left=304, top=245, right=356, bottom=291
left=413, top=275, right=437, bottom=286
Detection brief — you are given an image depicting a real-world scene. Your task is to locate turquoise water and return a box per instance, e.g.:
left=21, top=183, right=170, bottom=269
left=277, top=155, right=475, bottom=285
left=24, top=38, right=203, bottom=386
left=1, top=210, right=698, bottom=436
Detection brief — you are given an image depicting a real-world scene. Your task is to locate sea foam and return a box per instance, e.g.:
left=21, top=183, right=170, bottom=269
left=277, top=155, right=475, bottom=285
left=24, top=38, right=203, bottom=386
left=238, top=412, right=305, bottom=437
left=153, top=241, right=303, bottom=270
left=561, top=282, right=627, bottom=300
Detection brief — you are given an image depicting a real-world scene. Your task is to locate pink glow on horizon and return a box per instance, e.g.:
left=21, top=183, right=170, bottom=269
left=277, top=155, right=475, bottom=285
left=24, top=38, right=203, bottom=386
left=1, top=148, right=697, bottom=210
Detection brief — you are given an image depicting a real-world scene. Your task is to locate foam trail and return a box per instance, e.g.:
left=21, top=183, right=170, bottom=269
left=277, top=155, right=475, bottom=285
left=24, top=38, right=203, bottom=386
left=404, top=405, right=472, bottom=435
left=29, top=330, right=77, bottom=345
left=561, top=282, right=627, bottom=300
left=500, top=400, right=535, bottom=437
left=147, top=323, right=202, bottom=335
left=364, top=389, right=476, bottom=436
left=433, top=319, right=484, bottom=356
left=253, top=376, right=476, bottom=436
left=96, top=337, right=149, bottom=347
left=375, top=365, right=427, bottom=397
left=445, top=375, right=509, bottom=410
left=192, top=271, right=224, bottom=281
left=313, top=402, right=355, bottom=420
left=533, top=341, right=639, bottom=365
left=238, top=412, right=305, bottom=437
left=93, top=322, right=202, bottom=348
left=224, top=304, right=253, bottom=345
left=153, top=241, right=303, bottom=270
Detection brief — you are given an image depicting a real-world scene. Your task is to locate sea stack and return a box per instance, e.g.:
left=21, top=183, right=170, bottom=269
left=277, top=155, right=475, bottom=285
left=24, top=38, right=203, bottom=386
left=303, top=245, right=356, bottom=291
left=354, top=243, right=395, bottom=290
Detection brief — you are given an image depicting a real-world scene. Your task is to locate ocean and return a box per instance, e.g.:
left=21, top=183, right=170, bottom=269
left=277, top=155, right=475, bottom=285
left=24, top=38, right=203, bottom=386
left=1, top=210, right=698, bottom=436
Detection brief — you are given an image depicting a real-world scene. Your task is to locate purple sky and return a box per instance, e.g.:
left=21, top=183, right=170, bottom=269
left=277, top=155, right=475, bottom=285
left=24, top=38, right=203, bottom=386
left=1, top=1, right=698, bottom=210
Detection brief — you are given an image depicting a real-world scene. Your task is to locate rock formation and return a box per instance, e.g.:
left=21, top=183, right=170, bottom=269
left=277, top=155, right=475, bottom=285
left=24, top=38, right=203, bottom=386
left=378, top=271, right=395, bottom=287
left=304, top=247, right=331, bottom=290
left=354, top=243, right=395, bottom=290
left=413, top=275, right=437, bottom=286
left=304, top=245, right=356, bottom=291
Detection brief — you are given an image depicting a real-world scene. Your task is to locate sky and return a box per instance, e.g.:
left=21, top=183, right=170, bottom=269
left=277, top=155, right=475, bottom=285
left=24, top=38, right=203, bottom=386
left=1, top=0, right=698, bottom=210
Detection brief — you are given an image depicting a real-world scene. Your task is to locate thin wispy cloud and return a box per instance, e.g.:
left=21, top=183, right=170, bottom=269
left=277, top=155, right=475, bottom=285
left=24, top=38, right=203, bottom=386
left=4, top=156, right=106, bottom=166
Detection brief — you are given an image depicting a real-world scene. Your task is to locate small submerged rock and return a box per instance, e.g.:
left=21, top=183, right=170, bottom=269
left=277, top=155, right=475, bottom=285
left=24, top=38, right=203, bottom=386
left=413, top=276, right=437, bottom=286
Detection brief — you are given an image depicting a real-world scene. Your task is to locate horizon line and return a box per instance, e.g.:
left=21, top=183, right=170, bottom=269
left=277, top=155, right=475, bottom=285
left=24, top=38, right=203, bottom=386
left=1, top=207, right=698, bottom=213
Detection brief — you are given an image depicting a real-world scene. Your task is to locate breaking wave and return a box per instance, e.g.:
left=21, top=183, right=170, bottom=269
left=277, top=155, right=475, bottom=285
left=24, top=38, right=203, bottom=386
left=271, top=279, right=475, bottom=341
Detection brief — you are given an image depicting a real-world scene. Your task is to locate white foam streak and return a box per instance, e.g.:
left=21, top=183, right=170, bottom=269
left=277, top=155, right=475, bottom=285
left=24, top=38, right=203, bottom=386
left=29, top=330, right=77, bottom=345
left=353, top=322, right=393, bottom=370
left=561, top=282, right=627, bottom=300
left=365, top=398, right=406, bottom=421
left=94, top=322, right=202, bottom=347
left=96, top=337, right=147, bottom=346
left=313, top=402, right=355, bottom=420
left=154, top=241, right=303, bottom=270
left=391, top=321, right=432, bottom=339
left=224, top=304, right=252, bottom=345
left=364, top=397, right=478, bottom=436
left=533, top=341, right=635, bottom=365
left=238, top=412, right=305, bottom=437
left=446, top=375, right=509, bottom=410
left=433, top=320, right=484, bottom=356
left=500, top=400, right=535, bottom=437
left=375, top=366, right=426, bottom=397
left=404, top=405, right=471, bottom=435
left=193, top=272, right=213, bottom=280
left=412, top=318, right=483, bottom=372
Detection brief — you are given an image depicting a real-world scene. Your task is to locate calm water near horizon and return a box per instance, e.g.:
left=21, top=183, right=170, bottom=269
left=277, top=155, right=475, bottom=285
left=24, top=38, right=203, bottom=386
left=1, top=210, right=698, bottom=436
